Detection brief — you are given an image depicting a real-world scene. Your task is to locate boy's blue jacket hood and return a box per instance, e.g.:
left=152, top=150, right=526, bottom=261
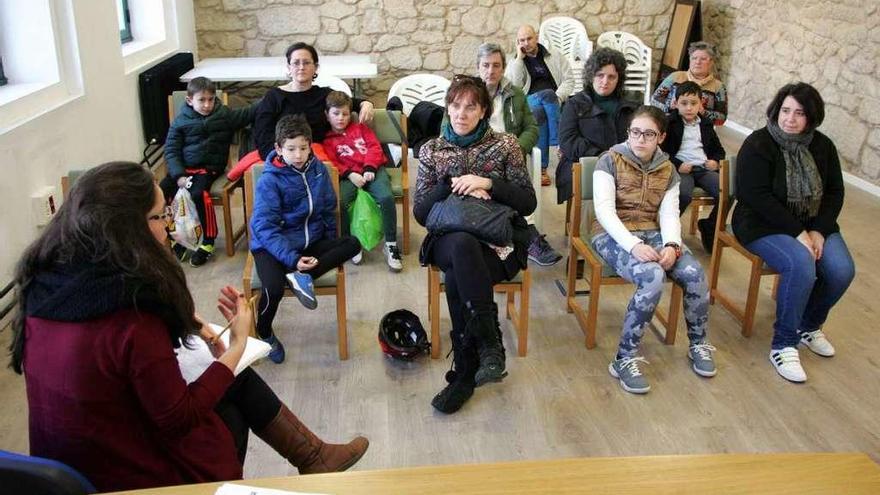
left=248, top=151, right=338, bottom=268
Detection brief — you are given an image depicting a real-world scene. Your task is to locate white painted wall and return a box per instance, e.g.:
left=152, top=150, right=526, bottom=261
left=0, top=1, right=197, bottom=282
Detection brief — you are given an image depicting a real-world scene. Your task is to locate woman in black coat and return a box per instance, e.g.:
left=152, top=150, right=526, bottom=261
left=733, top=82, right=855, bottom=384
left=557, top=47, right=638, bottom=203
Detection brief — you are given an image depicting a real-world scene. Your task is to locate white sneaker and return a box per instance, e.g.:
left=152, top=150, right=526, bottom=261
left=769, top=347, right=807, bottom=382
left=351, top=250, right=363, bottom=265
left=384, top=243, right=403, bottom=272
left=799, top=329, right=835, bottom=357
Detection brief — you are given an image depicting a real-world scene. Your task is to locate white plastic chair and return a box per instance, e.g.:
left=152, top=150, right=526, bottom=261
left=596, top=31, right=652, bottom=104
left=387, top=74, right=451, bottom=116
left=538, top=16, right=593, bottom=96
left=314, top=74, right=352, bottom=96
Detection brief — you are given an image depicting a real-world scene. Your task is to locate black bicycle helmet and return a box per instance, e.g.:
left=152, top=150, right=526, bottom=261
left=378, top=309, right=430, bottom=359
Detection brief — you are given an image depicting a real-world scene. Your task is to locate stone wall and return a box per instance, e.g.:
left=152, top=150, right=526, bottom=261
left=705, top=0, right=880, bottom=184
left=195, top=0, right=674, bottom=98
left=195, top=0, right=879, bottom=184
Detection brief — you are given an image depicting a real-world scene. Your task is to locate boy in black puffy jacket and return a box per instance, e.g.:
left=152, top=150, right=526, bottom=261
left=160, top=77, right=257, bottom=266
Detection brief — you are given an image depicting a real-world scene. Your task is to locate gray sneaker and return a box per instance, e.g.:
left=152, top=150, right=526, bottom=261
left=688, top=343, right=717, bottom=377
left=527, top=234, right=563, bottom=266
left=608, top=356, right=650, bottom=394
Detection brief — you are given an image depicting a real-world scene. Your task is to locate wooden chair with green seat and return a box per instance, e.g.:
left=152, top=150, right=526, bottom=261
left=565, top=157, right=681, bottom=349
left=366, top=109, right=411, bottom=254
left=60, top=169, right=88, bottom=200
left=427, top=266, right=531, bottom=359
left=687, top=187, right=716, bottom=235
left=162, top=90, right=247, bottom=257
left=241, top=163, right=350, bottom=360
left=707, top=156, right=779, bottom=337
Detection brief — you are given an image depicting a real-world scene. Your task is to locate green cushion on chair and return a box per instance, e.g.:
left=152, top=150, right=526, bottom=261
left=387, top=167, right=403, bottom=197
left=587, top=243, right=621, bottom=278
left=249, top=263, right=338, bottom=291
left=210, top=175, right=232, bottom=198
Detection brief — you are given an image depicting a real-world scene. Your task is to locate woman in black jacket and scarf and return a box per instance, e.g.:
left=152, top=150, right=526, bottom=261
left=733, top=82, right=855, bottom=384
left=557, top=47, right=638, bottom=203
left=414, top=76, right=536, bottom=414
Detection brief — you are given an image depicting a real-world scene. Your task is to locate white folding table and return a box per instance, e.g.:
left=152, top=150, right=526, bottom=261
left=180, top=55, right=378, bottom=95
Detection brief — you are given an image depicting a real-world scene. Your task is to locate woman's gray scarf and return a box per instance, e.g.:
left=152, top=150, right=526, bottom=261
left=767, top=121, right=823, bottom=219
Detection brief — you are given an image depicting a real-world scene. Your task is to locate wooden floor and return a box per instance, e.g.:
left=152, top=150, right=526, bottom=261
left=1, top=127, right=878, bottom=478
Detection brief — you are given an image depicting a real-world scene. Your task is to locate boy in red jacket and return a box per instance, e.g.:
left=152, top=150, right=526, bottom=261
left=323, top=91, right=402, bottom=272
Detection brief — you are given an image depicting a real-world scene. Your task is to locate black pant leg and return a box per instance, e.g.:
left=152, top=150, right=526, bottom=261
left=253, top=250, right=288, bottom=339
left=300, top=236, right=361, bottom=279
left=431, top=232, right=510, bottom=305
left=186, top=173, right=219, bottom=243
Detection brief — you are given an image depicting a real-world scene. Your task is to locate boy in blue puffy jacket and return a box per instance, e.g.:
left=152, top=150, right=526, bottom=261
left=249, top=115, right=360, bottom=363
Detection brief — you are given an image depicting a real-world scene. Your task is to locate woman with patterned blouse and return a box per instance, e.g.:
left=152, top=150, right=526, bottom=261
left=414, top=76, right=536, bottom=415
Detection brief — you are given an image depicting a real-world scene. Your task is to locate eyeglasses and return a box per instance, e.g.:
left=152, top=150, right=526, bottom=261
left=148, top=206, right=172, bottom=222
left=628, top=128, right=660, bottom=141
left=289, top=59, right=314, bottom=67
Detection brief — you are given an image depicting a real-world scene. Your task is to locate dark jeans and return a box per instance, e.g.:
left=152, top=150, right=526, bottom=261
left=339, top=168, right=397, bottom=242
left=678, top=167, right=720, bottom=223
left=432, top=232, right=520, bottom=335
left=527, top=89, right=560, bottom=168
left=252, top=236, right=360, bottom=339
left=745, top=233, right=855, bottom=349
left=214, top=367, right=282, bottom=464
left=160, top=172, right=220, bottom=244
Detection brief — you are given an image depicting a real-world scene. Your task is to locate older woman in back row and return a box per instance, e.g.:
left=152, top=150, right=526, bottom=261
left=733, top=82, right=854, bottom=383
left=651, top=41, right=728, bottom=126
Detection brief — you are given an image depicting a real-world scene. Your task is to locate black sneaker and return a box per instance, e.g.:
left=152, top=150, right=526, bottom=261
left=190, top=246, right=214, bottom=267
left=172, top=243, right=189, bottom=262
left=697, top=218, right=715, bottom=253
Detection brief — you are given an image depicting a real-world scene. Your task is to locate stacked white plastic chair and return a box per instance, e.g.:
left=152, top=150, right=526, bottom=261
left=596, top=31, right=652, bottom=104
left=314, top=74, right=353, bottom=96
left=387, top=74, right=451, bottom=117
left=538, top=16, right=593, bottom=96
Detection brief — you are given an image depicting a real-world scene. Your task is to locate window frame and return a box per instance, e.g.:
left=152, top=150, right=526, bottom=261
left=0, top=56, right=7, bottom=86
left=118, top=0, right=132, bottom=44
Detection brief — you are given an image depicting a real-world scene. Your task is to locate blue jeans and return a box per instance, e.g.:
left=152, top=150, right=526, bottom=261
left=527, top=89, right=560, bottom=169
left=745, top=233, right=855, bottom=349
left=592, top=230, right=710, bottom=358
left=679, top=168, right=720, bottom=221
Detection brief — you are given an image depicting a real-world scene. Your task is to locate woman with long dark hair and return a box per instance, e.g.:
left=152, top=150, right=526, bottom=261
left=10, top=162, right=367, bottom=492
left=414, top=76, right=536, bottom=414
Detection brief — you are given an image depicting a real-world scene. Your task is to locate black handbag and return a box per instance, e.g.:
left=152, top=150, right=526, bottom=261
left=426, top=194, right=516, bottom=245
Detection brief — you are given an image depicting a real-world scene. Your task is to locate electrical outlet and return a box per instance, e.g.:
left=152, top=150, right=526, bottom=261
left=31, top=186, right=58, bottom=226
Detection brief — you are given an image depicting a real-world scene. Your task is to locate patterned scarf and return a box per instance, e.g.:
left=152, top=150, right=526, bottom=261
left=687, top=70, right=715, bottom=87
left=767, top=121, right=823, bottom=219
left=442, top=118, right=490, bottom=148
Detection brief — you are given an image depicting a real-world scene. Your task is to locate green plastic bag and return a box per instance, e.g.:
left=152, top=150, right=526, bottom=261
left=349, top=189, right=383, bottom=251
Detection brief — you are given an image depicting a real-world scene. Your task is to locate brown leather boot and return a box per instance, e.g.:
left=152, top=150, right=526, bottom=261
left=256, top=406, right=369, bottom=474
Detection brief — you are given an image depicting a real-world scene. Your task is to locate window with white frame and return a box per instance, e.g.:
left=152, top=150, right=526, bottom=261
left=0, top=0, right=82, bottom=132
left=0, top=56, right=7, bottom=87
left=118, top=0, right=132, bottom=43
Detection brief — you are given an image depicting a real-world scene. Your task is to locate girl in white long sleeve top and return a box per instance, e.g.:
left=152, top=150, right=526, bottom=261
left=590, top=106, right=717, bottom=394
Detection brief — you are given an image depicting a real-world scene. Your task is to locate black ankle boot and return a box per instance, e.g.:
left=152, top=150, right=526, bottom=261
left=465, top=301, right=507, bottom=387
left=431, top=332, right=477, bottom=414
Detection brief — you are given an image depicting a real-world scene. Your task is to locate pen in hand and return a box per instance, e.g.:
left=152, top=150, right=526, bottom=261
left=211, top=294, right=258, bottom=346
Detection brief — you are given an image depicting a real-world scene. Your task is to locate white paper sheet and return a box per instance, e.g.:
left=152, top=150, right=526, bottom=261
left=176, top=324, right=271, bottom=383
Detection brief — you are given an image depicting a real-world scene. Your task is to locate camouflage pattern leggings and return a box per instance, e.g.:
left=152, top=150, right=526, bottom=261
left=592, top=230, right=709, bottom=358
